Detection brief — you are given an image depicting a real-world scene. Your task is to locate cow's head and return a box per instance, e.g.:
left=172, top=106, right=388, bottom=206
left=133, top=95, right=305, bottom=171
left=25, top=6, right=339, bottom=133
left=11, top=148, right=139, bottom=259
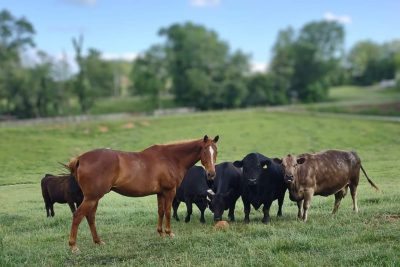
left=274, top=154, right=305, bottom=184
left=233, top=153, right=271, bottom=186
left=207, top=189, right=231, bottom=221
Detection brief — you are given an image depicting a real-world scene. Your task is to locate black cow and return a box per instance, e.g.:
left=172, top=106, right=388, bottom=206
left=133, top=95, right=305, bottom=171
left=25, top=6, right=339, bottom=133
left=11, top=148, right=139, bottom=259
left=233, top=153, right=286, bottom=224
left=208, top=162, right=242, bottom=222
left=172, top=166, right=212, bottom=223
left=41, top=173, right=83, bottom=217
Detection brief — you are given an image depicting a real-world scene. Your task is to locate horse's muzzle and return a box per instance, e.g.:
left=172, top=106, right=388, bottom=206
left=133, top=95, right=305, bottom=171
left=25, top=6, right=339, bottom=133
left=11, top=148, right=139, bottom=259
left=207, top=171, right=216, bottom=180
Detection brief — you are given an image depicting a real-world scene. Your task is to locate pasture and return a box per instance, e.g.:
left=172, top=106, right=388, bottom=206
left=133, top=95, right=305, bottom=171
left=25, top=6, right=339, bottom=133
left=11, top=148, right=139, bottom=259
left=0, top=109, right=399, bottom=266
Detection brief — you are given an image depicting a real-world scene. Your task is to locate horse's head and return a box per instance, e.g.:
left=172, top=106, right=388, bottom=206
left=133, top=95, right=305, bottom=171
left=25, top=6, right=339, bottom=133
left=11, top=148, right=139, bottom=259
left=200, top=135, right=219, bottom=180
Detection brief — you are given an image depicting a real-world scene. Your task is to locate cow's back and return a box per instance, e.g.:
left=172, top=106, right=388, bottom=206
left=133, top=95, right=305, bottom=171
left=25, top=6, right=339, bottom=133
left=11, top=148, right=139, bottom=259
left=214, top=162, right=242, bottom=201
left=298, top=150, right=360, bottom=196
left=176, top=166, right=208, bottom=200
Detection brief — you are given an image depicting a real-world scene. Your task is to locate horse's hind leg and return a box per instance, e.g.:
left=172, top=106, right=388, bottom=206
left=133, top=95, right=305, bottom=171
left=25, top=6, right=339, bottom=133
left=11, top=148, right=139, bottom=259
left=157, top=194, right=165, bottom=236
left=86, top=200, right=103, bottom=245
left=69, top=198, right=98, bottom=253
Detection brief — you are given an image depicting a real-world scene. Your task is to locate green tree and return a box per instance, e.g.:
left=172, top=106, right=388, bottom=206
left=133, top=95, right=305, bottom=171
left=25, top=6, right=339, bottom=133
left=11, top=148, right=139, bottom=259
left=159, top=22, right=250, bottom=109
left=269, top=21, right=344, bottom=102
left=0, top=9, right=35, bottom=116
left=72, top=35, right=93, bottom=113
left=84, top=48, right=114, bottom=97
left=130, top=45, right=168, bottom=108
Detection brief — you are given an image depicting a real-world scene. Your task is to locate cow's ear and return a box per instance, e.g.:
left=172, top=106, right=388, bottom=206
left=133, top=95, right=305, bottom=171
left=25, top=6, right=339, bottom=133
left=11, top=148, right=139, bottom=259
left=233, top=160, right=243, bottom=168
left=213, top=135, right=219, bottom=143
left=297, top=157, right=306, bottom=164
left=261, top=158, right=272, bottom=167
left=273, top=158, right=282, bottom=164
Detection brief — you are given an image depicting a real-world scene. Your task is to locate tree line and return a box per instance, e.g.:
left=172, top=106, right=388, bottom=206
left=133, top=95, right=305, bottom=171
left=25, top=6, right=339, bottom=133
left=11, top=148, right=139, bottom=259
left=1, top=9, right=399, bottom=118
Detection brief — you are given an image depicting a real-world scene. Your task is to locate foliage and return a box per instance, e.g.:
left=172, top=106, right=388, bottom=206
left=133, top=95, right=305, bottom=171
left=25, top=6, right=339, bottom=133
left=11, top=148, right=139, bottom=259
left=159, top=22, right=250, bottom=110
left=347, top=40, right=400, bottom=85
left=130, top=45, right=169, bottom=109
left=270, top=21, right=344, bottom=102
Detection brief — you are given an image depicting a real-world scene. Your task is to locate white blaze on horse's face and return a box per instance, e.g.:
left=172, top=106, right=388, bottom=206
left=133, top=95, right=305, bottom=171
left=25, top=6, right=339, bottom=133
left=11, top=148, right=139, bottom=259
left=209, top=146, right=214, bottom=166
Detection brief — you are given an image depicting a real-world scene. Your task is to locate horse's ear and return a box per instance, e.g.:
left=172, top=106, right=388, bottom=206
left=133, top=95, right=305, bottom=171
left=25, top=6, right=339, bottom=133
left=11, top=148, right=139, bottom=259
left=213, top=135, right=219, bottom=143
left=203, top=135, right=209, bottom=142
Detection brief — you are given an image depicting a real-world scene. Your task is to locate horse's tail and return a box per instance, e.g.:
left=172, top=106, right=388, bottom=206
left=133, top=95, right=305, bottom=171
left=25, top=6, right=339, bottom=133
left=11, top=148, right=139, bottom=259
left=360, top=164, right=380, bottom=191
left=64, top=157, right=82, bottom=194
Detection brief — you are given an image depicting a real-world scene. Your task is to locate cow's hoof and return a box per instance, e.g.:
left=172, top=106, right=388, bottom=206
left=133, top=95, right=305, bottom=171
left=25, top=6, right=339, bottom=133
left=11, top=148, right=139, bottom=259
left=185, top=217, right=190, bottom=223
left=200, top=219, right=206, bottom=224
left=70, top=245, right=80, bottom=254
left=262, top=218, right=270, bottom=224
left=244, top=219, right=250, bottom=224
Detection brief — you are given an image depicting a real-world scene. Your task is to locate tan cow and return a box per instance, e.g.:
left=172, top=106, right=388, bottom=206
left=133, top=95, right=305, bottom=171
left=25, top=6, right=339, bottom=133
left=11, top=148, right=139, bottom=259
left=274, top=150, right=379, bottom=221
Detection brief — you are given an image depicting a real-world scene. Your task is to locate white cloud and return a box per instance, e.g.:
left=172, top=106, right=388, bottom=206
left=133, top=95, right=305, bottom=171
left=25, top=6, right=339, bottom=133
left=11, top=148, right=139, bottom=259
left=64, top=0, right=97, bottom=6
left=190, top=0, right=221, bottom=7
left=323, top=12, right=352, bottom=25
left=101, top=52, right=138, bottom=61
left=250, top=62, right=267, bottom=73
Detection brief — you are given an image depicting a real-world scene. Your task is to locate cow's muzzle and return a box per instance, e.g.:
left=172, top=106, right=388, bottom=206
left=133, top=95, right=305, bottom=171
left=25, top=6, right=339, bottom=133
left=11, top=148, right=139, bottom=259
left=247, top=178, right=257, bottom=185
left=284, top=175, right=294, bottom=183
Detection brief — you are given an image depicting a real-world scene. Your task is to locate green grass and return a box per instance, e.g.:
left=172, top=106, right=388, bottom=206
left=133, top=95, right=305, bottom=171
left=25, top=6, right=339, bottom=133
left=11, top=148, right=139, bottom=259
left=306, top=85, right=400, bottom=116
left=1, top=109, right=399, bottom=266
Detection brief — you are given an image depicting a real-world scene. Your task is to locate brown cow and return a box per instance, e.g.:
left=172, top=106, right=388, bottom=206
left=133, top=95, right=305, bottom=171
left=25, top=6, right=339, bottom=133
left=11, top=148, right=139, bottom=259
left=274, top=150, right=379, bottom=221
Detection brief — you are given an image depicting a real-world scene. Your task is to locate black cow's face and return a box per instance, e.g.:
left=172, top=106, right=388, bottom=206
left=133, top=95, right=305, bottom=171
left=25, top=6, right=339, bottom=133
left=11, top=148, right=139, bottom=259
left=207, top=189, right=229, bottom=221
left=234, top=153, right=270, bottom=186
left=274, top=155, right=305, bottom=184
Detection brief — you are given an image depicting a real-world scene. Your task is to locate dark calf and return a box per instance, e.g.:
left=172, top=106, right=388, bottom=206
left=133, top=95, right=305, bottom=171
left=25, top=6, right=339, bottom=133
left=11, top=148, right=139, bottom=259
left=41, top=174, right=83, bottom=217
left=172, top=166, right=211, bottom=223
left=234, top=153, right=286, bottom=224
left=208, top=162, right=242, bottom=222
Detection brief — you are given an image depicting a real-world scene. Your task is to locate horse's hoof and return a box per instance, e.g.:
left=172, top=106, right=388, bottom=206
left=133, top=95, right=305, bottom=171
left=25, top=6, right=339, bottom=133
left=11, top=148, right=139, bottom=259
left=168, top=232, right=175, bottom=238
left=71, top=245, right=80, bottom=253
left=95, top=240, right=105, bottom=245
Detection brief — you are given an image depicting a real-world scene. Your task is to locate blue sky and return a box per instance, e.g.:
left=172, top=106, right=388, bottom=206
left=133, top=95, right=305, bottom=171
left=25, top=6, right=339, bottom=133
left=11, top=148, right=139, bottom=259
left=2, top=0, right=399, bottom=71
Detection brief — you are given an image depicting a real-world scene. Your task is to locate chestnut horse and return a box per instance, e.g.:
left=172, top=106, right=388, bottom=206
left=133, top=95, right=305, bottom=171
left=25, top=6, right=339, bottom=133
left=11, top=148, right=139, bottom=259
left=67, top=135, right=219, bottom=252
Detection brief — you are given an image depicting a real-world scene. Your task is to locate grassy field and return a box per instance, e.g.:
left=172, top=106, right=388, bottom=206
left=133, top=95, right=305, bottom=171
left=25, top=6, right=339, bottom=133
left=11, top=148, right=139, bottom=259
left=306, top=85, right=400, bottom=116
left=0, top=109, right=399, bottom=266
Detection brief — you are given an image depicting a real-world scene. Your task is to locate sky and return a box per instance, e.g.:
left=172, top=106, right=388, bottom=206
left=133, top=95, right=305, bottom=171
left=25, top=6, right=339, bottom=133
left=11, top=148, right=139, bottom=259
left=2, top=0, right=399, bottom=71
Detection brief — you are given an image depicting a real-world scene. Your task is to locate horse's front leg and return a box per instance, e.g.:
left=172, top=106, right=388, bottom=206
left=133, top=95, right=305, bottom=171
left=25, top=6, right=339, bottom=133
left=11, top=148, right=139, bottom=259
left=163, top=189, right=176, bottom=237
left=157, top=194, right=165, bottom=236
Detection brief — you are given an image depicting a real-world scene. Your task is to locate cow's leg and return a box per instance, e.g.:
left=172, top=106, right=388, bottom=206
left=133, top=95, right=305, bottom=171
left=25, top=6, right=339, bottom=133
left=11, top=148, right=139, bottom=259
left=195, top=201, right=207, bottom=223
left=157, top=193, right=165, bottom=236
left=45, top=203, right=50, bottom=217
left=69, top=198, right=99, bottom=253
left=297, top=200, right=303, bottom=219
left=302, top=191, right=313, bottom=222
left=85, top=200, right=104, bottom=245
left=262, top=201, right=272, bottom=224
left=243, top=198, right=251, bottom=223
left=68, top=202, right=76, bottom=213
left=277, top=193, right=285, bottom=217
left=184, top=199, right=193, bottom=223
left=228, top=203, right=235, bottom=222
left=332, top=188, right=346, bottom=214
left=163, top=189, right=175, bottom=237
left=50, top=204, right=55, bottom=217
left=349, top=183, right=359, bottom=212
left=172, top=198, right=180, bottom=221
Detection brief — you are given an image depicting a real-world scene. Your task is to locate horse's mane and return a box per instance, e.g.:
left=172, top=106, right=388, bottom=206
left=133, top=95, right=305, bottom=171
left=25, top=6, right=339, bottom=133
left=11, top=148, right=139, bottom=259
left=160, top=138, right=200, bottom=146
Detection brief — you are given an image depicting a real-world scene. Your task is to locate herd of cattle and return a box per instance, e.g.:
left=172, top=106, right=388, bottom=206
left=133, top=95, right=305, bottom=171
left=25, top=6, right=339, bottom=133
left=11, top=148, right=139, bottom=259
left=41, top=149, right=379, bottom=223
